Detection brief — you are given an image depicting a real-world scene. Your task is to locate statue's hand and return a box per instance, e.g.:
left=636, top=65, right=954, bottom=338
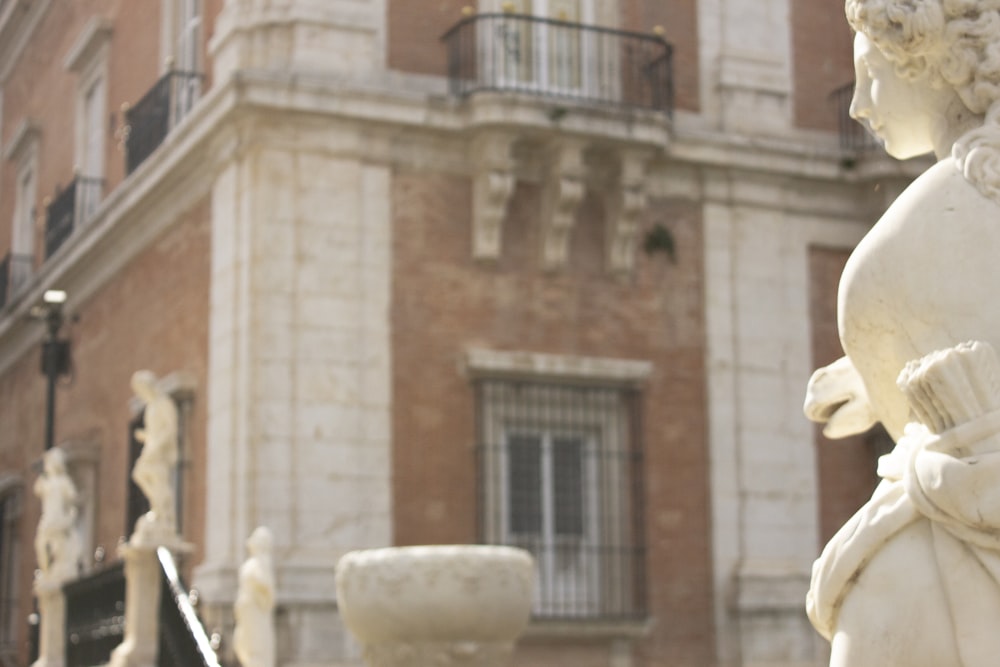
left=134, top=428, right=146, bottom=443
left=804, top=356, right=878, bottom=439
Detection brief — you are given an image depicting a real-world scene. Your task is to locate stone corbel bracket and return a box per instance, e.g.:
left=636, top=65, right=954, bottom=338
left=471, top=132, right=517, bottom=261
left=541, top=140, right=586, bottom=270
left=605, top=150, right=650, bottom=274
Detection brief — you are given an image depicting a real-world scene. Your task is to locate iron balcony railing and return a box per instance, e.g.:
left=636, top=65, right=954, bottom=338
left=64, top=562, right=126, bottom=667
left=45, top=176, right=104, bottom=259
left=125, top=70, right=202, bottom=175
left=443, top=13, right=673, bottom=114
left=0, top=252, right=33, bottom=310
left=830, top=81, right=882, bottom=153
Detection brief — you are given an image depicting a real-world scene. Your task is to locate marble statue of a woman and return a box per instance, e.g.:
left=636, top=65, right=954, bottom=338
left=34, top=447, right=81, bottom=582
left=233, top=526, right=276, bottom=667
left=803, top=1, right=1000, bottom=665
left=130, top=370, right=179, bottom=541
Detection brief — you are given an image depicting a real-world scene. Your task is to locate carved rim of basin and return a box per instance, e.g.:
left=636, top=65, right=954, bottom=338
left=335, top=545, right=534, bottom=645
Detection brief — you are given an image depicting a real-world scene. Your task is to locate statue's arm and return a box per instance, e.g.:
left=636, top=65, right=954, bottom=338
left=804, top=355, right=878, bottom=439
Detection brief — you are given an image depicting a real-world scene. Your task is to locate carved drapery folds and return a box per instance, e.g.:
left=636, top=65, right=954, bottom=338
left=472, top=133, right=516, bottom=261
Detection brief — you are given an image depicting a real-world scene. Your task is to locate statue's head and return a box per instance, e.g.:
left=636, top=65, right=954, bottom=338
left=43, top=448, right=66, bottom=476
left=130, top=370, right=158, bottom=401
left=846, top=0, right=1000, bottom=158
left=847, top=0, right=1000, bottom=114
left=247, top=526, right=273, bottom=556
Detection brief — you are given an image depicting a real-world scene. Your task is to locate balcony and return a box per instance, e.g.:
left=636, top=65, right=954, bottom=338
left=124, top=70, right=202, bottom=175
left=443, top=13, right=673, bottom=115
left=0, top=252, right=33, bottom=310
left=830, top=81, right=881, bottom=153
left=45, top=176, right=104, bottom=259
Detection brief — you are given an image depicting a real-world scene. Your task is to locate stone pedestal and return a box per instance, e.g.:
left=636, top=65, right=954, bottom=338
left=31, top=577, right=67, bottom=667
left=335, top=546, right=534, bottom=667
left=109, top=539, right=192, bottom=667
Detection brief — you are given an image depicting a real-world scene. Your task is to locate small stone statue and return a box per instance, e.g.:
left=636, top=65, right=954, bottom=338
left=34, top=447, right=80, bottom=582
left=130, top=370, right=179, bottom=542
left=234, top=526, right=276, bottom=667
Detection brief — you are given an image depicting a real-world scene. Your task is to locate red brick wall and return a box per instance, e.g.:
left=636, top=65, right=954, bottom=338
left=808, top=245, right=878, bottom=544
left=0, top=200, right=210, bottom=664
left=391, top=170, right=714, bottom=665
left=790, top=1, right=854, bottom=131
left=622, top=0, right=699, bottom=112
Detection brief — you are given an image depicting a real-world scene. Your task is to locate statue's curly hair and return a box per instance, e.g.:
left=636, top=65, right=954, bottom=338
left=847, top=0, right=1000, bottom=200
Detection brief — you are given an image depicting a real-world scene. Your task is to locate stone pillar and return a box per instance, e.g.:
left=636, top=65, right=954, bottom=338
left=31, top=579, right=66, bottom=667
left=108, top=544, right=162, bottom=667
left=210, top=0, right=386, bottom=82
left=335, top=546, right=534, bottom=667
left=698, top=0, right=794, bottom=133
left=194, top=120, right=393, bottom=664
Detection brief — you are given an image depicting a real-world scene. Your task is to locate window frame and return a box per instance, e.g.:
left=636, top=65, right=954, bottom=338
left=468, top=348, right=649, bottom=622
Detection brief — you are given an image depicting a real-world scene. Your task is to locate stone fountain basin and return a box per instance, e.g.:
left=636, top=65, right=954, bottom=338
left=334, top=545, right=534, bottom=644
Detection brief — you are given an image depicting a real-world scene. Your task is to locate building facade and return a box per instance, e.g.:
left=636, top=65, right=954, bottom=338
left=0, top=0, right=921, bottom=665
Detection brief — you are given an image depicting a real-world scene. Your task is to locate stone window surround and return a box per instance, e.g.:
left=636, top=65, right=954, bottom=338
left=64, top=17, right=112, bottom=182
left=465, top=347, right=652, bottom=386
left=5, top=120, right=39, bottom=263
left=466, top=346, right=651, bottom=651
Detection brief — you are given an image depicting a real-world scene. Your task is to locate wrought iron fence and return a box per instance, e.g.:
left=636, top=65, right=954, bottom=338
left=157, top=548, right=219, bottom=667
left=443, top=13, right=673, bottom=114
left=830, top=81, right=881, bottom=153
left=64, top=562, right=126, bottom=667
left=475, top=379, right=647, bottom=620
left=125, top=70, right=202, bottom=175
left=0, top=252, right=33, bottom=310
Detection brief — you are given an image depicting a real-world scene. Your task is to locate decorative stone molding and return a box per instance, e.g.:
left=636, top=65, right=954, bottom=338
left=465, top=347, right=652, bottom=386
left=540, top=140, right=586, bottom=270
left=335, top=546, right=534, bottom=667
left=63, top=17, right=113, bottom=73
left=3, top=118, right=39, bottom=163
left=605, top=150, right=650, bottom=274
left=471, top=132, right=516, bottom=261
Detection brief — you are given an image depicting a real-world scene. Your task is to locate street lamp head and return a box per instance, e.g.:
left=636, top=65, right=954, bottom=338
left=43, top=290, right=67, bottom=305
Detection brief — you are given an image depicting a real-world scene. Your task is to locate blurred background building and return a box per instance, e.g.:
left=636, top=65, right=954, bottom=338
left=0, top=0, right=922, bottom=665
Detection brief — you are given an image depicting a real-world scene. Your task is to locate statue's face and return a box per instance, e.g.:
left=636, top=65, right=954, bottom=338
left=851, top=32, right=937, bottom=159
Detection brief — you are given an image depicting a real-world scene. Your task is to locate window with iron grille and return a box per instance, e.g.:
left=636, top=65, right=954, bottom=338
left=475, top=378, right=646, bottom=620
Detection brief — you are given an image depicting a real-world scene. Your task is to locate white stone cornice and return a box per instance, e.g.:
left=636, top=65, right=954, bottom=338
left=466, top=347, right=652, bottom=386
left=63, top=16, right=113, bottom=73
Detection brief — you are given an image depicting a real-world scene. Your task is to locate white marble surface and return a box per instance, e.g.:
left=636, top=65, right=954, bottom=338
left=804, top=1, right=1000, bottom=664
left=335, top=546, right=534, bottom=667
left=130, top=370, right=179, bottom=543
left=234, top=527, right=276, bottom=667
left=33, top=448, right=80, bottom=583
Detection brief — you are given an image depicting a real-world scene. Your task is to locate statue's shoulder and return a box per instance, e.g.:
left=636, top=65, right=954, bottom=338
left=893, top=158, right=999, bottom=219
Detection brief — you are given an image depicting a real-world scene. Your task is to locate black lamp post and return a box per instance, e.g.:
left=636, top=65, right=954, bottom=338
left=31, top=290, right=70, bottom=451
